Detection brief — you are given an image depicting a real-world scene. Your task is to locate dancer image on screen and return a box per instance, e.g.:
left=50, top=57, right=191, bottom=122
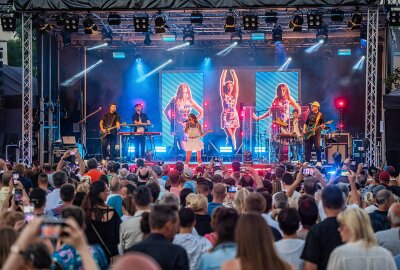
left=220, top=69, right=240, bottom=150
left=100, top=103, right=120, bottom=161
left=164, top=82, right=204, bottom=150
left=132, top=103, right=151, bottom=159
left=303, top=101, right=325, bottom=163
left=184, top=113, right=209, bottom=166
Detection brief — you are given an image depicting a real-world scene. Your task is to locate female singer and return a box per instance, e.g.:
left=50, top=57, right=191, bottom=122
left=184, top=113, right=209, bottom=166
left=220, top=69, right=240, bottom=149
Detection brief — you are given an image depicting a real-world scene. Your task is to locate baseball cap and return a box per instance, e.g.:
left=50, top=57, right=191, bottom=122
left=311, top=101, right=320, bottom=108
left=183, top=167, right=194, bottom=179
left=183, top=181, right=196, bottom=193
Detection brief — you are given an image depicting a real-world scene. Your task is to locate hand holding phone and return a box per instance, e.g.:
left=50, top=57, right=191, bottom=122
left=69, top=150, right=75, bottom=156
left=40, top=219, right=68, bottom=239
left=12, top=172, right=19, bottom=185
left=14, top=189, right=23, bottom=205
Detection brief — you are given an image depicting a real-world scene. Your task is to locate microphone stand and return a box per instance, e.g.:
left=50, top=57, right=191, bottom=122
left=76, top=107, right=103, bottom=158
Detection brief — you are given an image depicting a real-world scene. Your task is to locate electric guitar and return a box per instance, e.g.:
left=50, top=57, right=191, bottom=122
left=304, top=120, right=333, bottom=140
left=100, top=122, right=126, bottom=139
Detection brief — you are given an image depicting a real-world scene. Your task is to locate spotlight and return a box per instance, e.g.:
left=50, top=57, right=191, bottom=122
left=348, top=10, right=362, bottom=30
left=1, top=13, right=17, bottom=32
left=102, top=27, right=113, bottom=44
left=231, top=29, right=242, bottom=43
left=316, top=26, right=328, bottom=43
left=243, top=14, right=258, bottom=31
left=64, top=14, right=79, bottom=32
left=289, top=11, right=303, bottom=32
left=56, top=13, right=66, bottom=26
left=154, top=13, right=168, bottom=34
left=183, top=25, right=194, bottom=45
left=190, top=11, right=203, bottom=24
left=360, top=24, right=367, bottom=48
left=307, top=11, right=323, bottom=29
left=108, top=13, right=121, bottom=26
left=83, top=15, right=98, bottom=34
left=265, top=10, right=278, bottom=23
left=144, top=32, right=152, bottom=45
left=331, top=9, right=344, bottom=22
left=272, top=24, right=283, bottom=43
left=37, top=16, right=53, bottom=33
left=224, top=13, right=236, bottom=32
left=388, top=10, right=400, bottom=26
left=134, top=15, right=149, bottom=32
left=61, top=31, right=71, bottom=46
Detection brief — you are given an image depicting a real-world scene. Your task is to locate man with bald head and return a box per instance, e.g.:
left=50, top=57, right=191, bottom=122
left=207, top=183, right=226, bottom=215
left=106, top=176, right=123, bottom=216
left=375, top=202, right=400, bottom=256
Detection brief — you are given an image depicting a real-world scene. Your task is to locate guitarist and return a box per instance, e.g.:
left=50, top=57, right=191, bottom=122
left=303, top=101, right=325, bottom=163
left=132, top=103, right=151, bottom=159
left=100, top=103, right=121, bottom=161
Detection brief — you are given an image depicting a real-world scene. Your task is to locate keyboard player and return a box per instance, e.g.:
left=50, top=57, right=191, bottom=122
left=132, top=103, right=151, bottom=158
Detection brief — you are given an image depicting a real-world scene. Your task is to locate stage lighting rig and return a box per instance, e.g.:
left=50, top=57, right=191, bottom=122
left=108, top=13, right=121, bottom=26
left=388, top=10, right=400, bottom=26
left=61, top=31, right=72, bottom=46
left=360, top=24, right=367, bottom=48
left=144, top=32, right=152, bottom=45
left=224, top=12, right=236, bottom=32
left=316, top=26, right=328, bottom=43
left=265, top=10, right=278, bottom=24
left=1, top=13, right=17, bottom=32
left=348, top=9, right=362, bottom=30
left=243, top=14, right=258, bottom=31
left=272, top=24, right=283, bottom=43
left=64, top=14, right=79, bottom=32
left=183, top=25, right=195, bottom=45
left=231, top=29, right=242, bottom=43
left=190, top=11, right=203, bottom=24
left=37, top=15, right=53, bottom=33
left=102, top=27, right=113, bottom=44
left=331, top=9, right=344, bottom=22
left=134, top=15, right=149, bottom=32
left=154, top=13, right=168, bottom=34
left=289, top=11, right=303, bottom=32
left=83, top=14, right=98, bottom=34
left=307, top=11, right=323, bottom=29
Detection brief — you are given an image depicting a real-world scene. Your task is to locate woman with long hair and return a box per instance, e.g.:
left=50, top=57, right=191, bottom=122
left=81, top=181, right=121, bottom=263
left=222, top=213, right=291, bottom=270
left=183, top=113, right=210, bottom=166
left=327, top=208, right=396, bottom=270
left=220, top=69, right=240, bottom=149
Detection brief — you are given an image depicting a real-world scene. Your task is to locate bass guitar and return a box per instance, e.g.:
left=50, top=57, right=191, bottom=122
left=100, top=122, right=126, bottom=139
left=304, top=120, right=333, bottom=140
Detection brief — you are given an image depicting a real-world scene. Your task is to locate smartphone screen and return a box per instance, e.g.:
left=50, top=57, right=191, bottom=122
left=303, top=168, right=313, bottom=175
left=14, top=189, right=23, bottom=204
left=227, top=186, right=237, bottom=193
left=40, top=220, right=67, bottom=239
left=69, top=150, right=75, bottom=156
left=12, top=172, right=19, bottom=185
left=340, top=170, right=350, bottom=176
left=24, top=205, right=35, bottom=222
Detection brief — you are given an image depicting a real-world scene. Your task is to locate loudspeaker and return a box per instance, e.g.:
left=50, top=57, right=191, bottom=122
left=326, top=144, right=348, bottom=164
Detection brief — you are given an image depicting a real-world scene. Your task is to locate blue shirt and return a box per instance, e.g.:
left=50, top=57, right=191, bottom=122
left=106, top=194, right=123, bottom=217
left=207, top=202, right=223, bottom=216
left=197, top=242, right=237, bottom=270
left=52, top=244, right=108, bottom=270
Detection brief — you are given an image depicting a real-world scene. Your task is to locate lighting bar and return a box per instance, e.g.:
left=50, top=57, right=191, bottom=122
left=220, top=146, right=233, bottom=153
left=166, top=42, right=190, bottom=51
left=338, top=49, right=351, bottom=56
left=254, top=147, right=266, bottom=153
left=162, top=34, right=176, bottom=42
left=251, top=32, right=265, bottom=41
left=113, top=52, right=126, bottom=59
left=155, top=146, right=167, bottom=153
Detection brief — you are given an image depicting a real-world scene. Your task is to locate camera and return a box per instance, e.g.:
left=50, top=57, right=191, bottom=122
left=227, top=186, right=238, bottom=193
left=40, top=219, right=68, bottom=239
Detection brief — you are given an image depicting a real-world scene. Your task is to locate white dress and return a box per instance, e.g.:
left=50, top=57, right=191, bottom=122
left=184, top=124, right=204, bottom=152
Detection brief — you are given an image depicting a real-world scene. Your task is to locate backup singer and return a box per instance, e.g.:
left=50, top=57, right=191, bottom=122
left=132, top=103, right=151, bottom=159
left=303, top=101, right=325, bottom=163
left=100, top=103, right=120, bottom=160
left=184, top=113, right=209, bottom=166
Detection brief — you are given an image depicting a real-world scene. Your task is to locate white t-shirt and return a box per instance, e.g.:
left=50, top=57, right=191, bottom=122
left=275, top=238, right=305, bottom=270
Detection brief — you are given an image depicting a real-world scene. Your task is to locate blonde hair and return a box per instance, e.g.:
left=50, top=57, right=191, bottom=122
left=234, top=188, right=251, bottom=214
left=337, top=208, right=377, bottom=247
left=77, top=181, right=90, bottom=194
left=186, top=194, right=208, bottom=213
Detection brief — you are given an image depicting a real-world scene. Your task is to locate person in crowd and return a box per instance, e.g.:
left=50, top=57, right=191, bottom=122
left=204, top=206, right=222, bottom=247
left=83, top=158, right=105, bottom=183
left=106, top=176, right=123, bottom=217
left=37, top=173, right=51, bottom=194
left=0, top=227, right=18, bottom=267
left=297, top=195, right=319, bottom=240
left=168, top=170, right=181, bottom=197
left=379, top=171, right=400, bottom=197
left=233, top=188, right=250, bottom=214
left=121, top=195, right=136, bottom=222
left=197, top=207, right=239, bottom=270
left=375, top=202, right=400, bottom=255
left=301, top=185, right=344, bottom=270
left=125, top=204, right=189, bottom=270
left=222, top=213, right=291, bottom=270
left=29, top=188, right=48, bottom=217
left=147, top=181, right=161, bottom=204
left=186, top=194, right=212, bottom=236
left=81, top=181, right=121, bottom=262
left=120, top=186, right=152, bottom=250
left=173, top=207, right=212, bottom=270
left=303, top=177, right=319, bottom=197
left=369, top=189, right=395, bottom=232
left=282, top=172, right=301, bottom=208
left=44, top=171, right=67, bottom=212
left=13, top=163, right=33, bottom=194
left=207, top=183, right=226, bottom=216
left=259, top=191, right=281, bottom=233
left=0, top=211, right=24, bottom=229
left=327, top=208, right=396, bottom=270
left=0, top=172, right=13, bottom=210
left=275, top=208, right=305, bottom=270
left=180, top=188, right=194, bottom=208
left=272, top=191, right=289, bottom=219
left=46, top=183, right=75, bottom=218
left=197, top=180, right=212, bottom=201
left=159, top=192, right=181, bottom=209
left=112, top=253, right=161, bottom=270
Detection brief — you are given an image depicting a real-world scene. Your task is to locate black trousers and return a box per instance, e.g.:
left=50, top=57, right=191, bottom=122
left=305, top=133, right=322, bottom=162
left=134, top=135, right=146, bottom=158
left=101, top=133, right=117, bottom=160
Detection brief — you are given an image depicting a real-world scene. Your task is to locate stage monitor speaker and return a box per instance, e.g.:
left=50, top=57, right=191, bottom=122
left=326, top=144, right=348, bottom=164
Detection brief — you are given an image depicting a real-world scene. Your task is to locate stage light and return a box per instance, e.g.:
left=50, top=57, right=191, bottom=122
left=331, top=9, right=344, bottom=22
left=83, top=15, right=98, bottom=34
left=305, top=40, right=324, bottom=54
left=224, top=13, right=236, bottom=32
left=388, top=10, right=400, bottom=26
left=216, top=42, right=238, bottom=56
left=307, top=11, right=323, bottom=29
left=231, top=29, right=242, bottom=43
left=61, top=31, right=71, bottom=46
left=154, top=13, right=168, bottom=33
left=265, top=10, right=278, bottom=23
left=348, top=10, right=362, bottom=30
left=113, top=52, right=126, bottom=59
left=254, top=147, right=266, bottom=153
left=201, top=57, right=213, bottom=70
left=289, top=11, right=303, bottom=32
left=250, top=32, right=265, bottom=41
left=134, top=15, right=149, bottom=32
left=64, top=14, right=79, bottom=32
left=144, top=32, right=152, bottom=45
left=87, top=43, right=108, bottom=51
left=166, top=42, right=190, bottom=51
left=1, top=13, right=17, bottom=32
left=336, top=98, right=346, bottom=109
left=352, top=56, right=365, bottom=70
left=190, top=11, right=203, bottom=24
left=102, top=27, right=113, bottom=44
left=37, top=16, right=53, bottom=33
left=220, top=146, right=233, bottom=153
left=278, top=57, right=292, bottom=71
left=316, top=26, right=328, bottom=43
left=272, top=24, right=283, bottom=43
left=108, top=13, right=121, bottom=25
left=183, top=25, right=195, bottom=45
left=162, top=34, right=176, bottom=42
left=61, top=60, right=103, bottom=87
left=136, top=59, right=173, bottom=82
left=360, top=24, right=367, bottom=48
left=155, top=146, right=167, bottom=153
left=56, top=14, right=66, bottom=26
left=243, top=14, right=258, bottom=31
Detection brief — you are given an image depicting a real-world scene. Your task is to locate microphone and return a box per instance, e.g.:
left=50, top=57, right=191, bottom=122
left=183, top=119, right=190, bottom=123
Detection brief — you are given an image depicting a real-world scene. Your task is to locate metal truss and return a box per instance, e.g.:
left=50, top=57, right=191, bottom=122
left=21, top=14, right=33, bottom=165
left=365, top=7, right=379, bottom=166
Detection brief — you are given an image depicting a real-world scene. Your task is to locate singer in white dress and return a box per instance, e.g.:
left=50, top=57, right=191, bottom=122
left=184, top=113, right=210, bottom=166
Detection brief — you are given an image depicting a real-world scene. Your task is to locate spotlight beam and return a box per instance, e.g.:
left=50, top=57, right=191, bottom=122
left=61, top=60, right=103, bottom=87
left=305, top=40, right=324, bottom=54
left=136, top=59, right=172, bottom=82
left=352, top=56, right=365, bottom=71
left=278, top=57, right=292, bottom=71
left=87, top=43, right=108, bottom=51
left=166, top=42, right=190, bottom=52
left=216, top=42, right=238, bottom=56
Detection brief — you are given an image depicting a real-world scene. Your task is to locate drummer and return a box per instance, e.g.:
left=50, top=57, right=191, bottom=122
left=290, top=109, right=303, bottom=139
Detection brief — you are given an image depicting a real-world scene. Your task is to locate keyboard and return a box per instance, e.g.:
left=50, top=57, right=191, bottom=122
left=117, top=132, right=162, bottom=136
